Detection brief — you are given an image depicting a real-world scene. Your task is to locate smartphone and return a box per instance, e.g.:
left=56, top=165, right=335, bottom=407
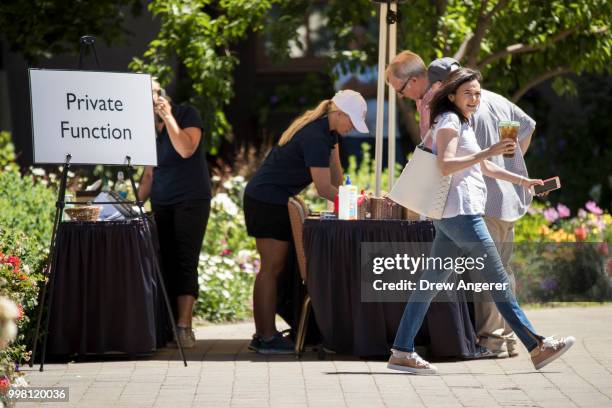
left=533, top=176, right=561, bottom=195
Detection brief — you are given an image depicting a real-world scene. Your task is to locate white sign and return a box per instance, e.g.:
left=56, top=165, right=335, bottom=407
left=29, top=69, right=157, bottom=166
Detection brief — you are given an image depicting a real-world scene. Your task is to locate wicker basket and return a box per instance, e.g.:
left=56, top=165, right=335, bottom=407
left=65, top=206, right=101, bottom=221
left=370, top=197, right=403, bottom=220
left=358, top=196, right=370, bottom=220
left=402, top=207, right=421, bottom=221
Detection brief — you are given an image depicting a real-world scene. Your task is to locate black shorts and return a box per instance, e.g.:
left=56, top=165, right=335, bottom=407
left=243, top=194, right=292, bottom=241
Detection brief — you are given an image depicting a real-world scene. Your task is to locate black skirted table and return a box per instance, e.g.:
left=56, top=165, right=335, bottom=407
left=303, top=219, right=479, bottom=357
left=47, top=218, right=164, bottom=356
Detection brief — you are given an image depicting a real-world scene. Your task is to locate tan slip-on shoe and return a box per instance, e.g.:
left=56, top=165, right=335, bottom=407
left=167, top=327, right=196, bottom=349
left=531, top=336, right=575, bottom=370
left=387, top=352, right=438, bottom=375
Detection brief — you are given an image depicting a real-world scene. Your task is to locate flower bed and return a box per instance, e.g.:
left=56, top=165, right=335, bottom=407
left=514, top=201, right=612, bottom=303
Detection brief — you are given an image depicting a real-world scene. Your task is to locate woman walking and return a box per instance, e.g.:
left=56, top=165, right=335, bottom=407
left=388, top=68, right=574, bottom=374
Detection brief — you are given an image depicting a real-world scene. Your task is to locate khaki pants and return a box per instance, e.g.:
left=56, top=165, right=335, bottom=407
left=474, top=217, right=518, bottom=352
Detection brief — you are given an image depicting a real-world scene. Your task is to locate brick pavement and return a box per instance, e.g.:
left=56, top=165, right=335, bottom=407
left=18, top=305, right=612, bottom=407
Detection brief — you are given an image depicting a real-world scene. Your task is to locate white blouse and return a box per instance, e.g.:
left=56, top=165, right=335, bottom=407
left=431, top=112, right=487, bottom=218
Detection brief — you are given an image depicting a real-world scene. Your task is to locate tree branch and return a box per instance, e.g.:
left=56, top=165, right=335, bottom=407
left=464, top=0, right=510, bottom=67
left=511, top=66, right=572, bottom=102
left=478, top=27, right=579, bottom=68
left=453, top=32, right=474, bottom=62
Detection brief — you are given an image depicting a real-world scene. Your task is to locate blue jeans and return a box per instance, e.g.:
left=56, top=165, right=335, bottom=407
left=393, top=214, right=543, bottom=353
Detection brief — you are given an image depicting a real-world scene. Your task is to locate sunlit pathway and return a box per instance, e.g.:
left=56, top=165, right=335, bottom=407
left=20, top=305, right=612, bottom=408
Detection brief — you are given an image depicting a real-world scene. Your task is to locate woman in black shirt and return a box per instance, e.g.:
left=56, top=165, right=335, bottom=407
left=139, top=80, right=212, bottom=348
left=244, top=90, right=368, bottom=354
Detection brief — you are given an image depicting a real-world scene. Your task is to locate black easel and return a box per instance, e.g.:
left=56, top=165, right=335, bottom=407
left=30, top=36, right=187, bottom=371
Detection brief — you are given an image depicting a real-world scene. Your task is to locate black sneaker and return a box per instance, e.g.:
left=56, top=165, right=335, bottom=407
left=257, top=332, right=295, bottom=355
left=248, top=334, right=261, bottom=352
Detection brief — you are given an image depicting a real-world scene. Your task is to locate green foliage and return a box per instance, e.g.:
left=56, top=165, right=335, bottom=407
left=130, top=0, right=278, bottom=154
left=0, top=230, right=46, bottom=394
left=195, top=174, right=257, bottom=322
left=0, top=135, right=52, bottom=391
left=0, top=0, right=142, bottom=62
left=0, top=169, right=55, bottom=261
left=267, top=0, right=612, bottom=100
left=0, top=132, right=17, bottom=170
left=0, top=132, right=53, bottom=314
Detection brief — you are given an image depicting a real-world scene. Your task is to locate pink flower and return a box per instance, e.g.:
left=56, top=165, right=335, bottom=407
left=221, top=249, right=232, bottom=256
left=578, top=209, right=587, bottom=219
left=556, top=203, right=571, bottom=218
left=0, top=376, right=9, bottom=391
left=543, top=208, right=559, bottom=223
left=585, top=201, right=603, bottom=215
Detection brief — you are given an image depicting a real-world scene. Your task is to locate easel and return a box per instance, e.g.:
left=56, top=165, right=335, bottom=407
left=30, top=36, right=187, bottom=371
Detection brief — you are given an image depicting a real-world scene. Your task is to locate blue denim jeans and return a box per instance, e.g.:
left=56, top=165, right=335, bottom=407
left=393, top=214, right=543, bottom=353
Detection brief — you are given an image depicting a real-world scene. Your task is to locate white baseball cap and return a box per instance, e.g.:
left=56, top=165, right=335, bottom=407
left=331, top=90, right=369, bottom=133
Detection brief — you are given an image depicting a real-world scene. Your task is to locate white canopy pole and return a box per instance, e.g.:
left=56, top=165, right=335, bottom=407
left=387, top=1, right=398, bottom=189
left=374, top=1, right=388, bottom=197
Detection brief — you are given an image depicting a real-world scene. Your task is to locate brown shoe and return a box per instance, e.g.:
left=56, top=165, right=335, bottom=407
left=531, top=336, right=575, bottom=370
left=387, top=352, right=438, bottom=375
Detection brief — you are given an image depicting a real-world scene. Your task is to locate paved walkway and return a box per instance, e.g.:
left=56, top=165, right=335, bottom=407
left=20, top=305, right=612, bottom=407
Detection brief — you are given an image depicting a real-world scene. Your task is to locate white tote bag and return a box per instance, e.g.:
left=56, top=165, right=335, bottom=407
left=388, top=131, right=451, bottom=220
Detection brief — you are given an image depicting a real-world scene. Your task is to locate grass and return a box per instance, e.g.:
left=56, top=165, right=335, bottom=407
left=523, top=301, right=612, bottom=309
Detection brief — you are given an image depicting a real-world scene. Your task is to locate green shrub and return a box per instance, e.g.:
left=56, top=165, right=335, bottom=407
left=0, top=133, right=54, bottom=392
left=195, top=175, right=258, bottom=322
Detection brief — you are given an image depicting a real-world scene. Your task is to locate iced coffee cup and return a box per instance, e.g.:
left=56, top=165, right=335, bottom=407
left=498, top=121, right=520, bottom=158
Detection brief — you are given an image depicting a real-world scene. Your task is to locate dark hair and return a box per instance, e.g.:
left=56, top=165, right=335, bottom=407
left=429, top=68, right=482, bottom=127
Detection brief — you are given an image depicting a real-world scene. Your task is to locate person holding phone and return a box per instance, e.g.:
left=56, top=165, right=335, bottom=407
left=138, top=79, right=211, bottom=348
left=386, top=68, right=574, bottom=374
left=244, top=90, right=368, bottom=354
left=387, top=51, right=548, bottom=359
left=426, top=57, right=543, bottom=358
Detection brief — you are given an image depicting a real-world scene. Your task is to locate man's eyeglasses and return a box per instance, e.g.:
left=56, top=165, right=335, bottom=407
left=397, top=77, right=411, bottom=95
left=152, top=88, right=166, bottom=97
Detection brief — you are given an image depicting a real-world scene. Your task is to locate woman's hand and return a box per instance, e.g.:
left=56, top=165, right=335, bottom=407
left=154, top=96, right=173, bottom=121
left=520, top=177, right=544, bottom=190
left=486, top=139, right=516, bottom=158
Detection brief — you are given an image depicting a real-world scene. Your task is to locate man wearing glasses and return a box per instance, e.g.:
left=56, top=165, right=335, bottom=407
left=386, top=52, right=460, bottom=145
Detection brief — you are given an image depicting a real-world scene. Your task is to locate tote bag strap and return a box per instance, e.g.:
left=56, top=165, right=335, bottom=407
left=419, top=129, right=435, bottom=151
left=420, top=118, right=466, bottom=151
